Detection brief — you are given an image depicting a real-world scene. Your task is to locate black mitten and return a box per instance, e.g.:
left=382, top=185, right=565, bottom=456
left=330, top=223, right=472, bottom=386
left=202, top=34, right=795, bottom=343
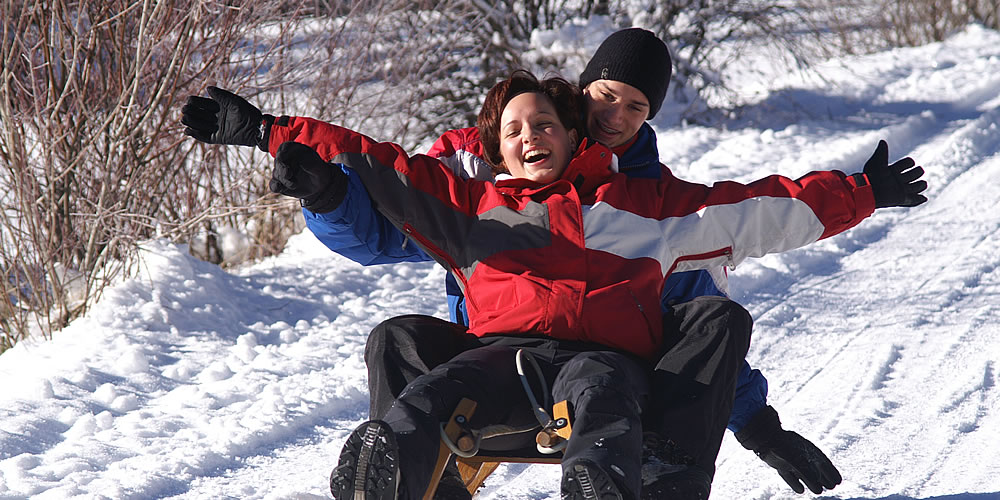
left=735, top=406, right=842, bottom=494
left=182, top=86, right=274, bottom=150
left=862, top=140, right=928, bottom=208
left=270, top=141, right=347, bottom=214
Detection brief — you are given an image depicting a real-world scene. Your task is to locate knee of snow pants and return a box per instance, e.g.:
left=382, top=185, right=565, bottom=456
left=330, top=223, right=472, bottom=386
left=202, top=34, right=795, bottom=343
left=654, top=296, right=753, bottom=391
left=553, top=351, right=650, bottom=499
left=364, top=314, right=475, bottom=419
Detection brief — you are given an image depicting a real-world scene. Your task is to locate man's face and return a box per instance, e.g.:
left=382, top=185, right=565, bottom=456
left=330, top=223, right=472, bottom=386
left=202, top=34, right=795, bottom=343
left=583, top=80, right=649, bottom=149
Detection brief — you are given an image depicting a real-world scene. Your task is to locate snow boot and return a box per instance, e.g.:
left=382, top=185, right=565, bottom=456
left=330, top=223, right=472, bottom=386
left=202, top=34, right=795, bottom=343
left=561, top=459, right=625, bottom=500
left=330, top=420, right=400, bottom=500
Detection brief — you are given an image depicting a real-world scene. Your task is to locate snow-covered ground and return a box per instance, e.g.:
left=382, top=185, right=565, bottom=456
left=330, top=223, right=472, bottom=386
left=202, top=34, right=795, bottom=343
left=3, top=23, right=1000, bottom=500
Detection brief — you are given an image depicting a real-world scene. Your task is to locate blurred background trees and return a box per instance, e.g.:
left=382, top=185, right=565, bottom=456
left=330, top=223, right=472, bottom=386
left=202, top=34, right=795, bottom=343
left=1, top=0, right=992, bottom=350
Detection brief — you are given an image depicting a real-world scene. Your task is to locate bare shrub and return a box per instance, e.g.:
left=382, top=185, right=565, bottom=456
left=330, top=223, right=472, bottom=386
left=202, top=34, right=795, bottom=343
left=875, top=0, right=998, bottom=46
left=0, top=0, right=517, bottom=350
left=608, top=0, right=823, bottom=118
left=6, top=0, right=975, bottom=351
left=811, top=0, right=997, bottom=55
left=299, top=1, right=491, bottom=149
left=452, top=0, right=842, bottom=121
left=421, top=0, right=631, bottom=129
left=0, top=0, right=306, bottom=348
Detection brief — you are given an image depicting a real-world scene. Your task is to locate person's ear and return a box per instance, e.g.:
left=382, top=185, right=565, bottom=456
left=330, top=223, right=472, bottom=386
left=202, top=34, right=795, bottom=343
left=569, top=128, right=579, bottom=147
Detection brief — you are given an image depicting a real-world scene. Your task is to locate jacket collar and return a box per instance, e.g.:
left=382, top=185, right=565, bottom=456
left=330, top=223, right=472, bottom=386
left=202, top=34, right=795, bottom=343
left=615, top=122, right=661, bottom=179
left=560, top=139, right=617, bottom=193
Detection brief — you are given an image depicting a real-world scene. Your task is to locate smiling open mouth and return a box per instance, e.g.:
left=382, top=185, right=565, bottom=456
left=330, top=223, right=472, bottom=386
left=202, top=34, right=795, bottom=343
left=525, top=149, right=551, bottom=164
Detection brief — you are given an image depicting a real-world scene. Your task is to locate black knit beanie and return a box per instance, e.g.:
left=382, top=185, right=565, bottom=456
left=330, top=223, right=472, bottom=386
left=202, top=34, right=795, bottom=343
left=579, top=28, right=672, bottom=119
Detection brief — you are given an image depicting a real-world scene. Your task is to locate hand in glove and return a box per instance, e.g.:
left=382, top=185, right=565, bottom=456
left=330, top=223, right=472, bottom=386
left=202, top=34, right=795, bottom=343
left=271, top=141, right=347, bottom=214
left=735, top=406, right=842, bottom=494
left=863, top=140, right=927, bottom=208
left=182, top=86, right=273, bottom=150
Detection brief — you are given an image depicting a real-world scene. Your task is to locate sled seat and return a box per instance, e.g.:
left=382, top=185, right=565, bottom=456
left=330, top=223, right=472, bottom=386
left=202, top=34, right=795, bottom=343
left=423, top=398, right=572, bottom=499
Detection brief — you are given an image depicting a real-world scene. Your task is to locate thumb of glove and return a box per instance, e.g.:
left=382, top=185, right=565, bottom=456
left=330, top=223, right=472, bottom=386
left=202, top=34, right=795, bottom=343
left=206, top=86, right=264, bottom=147
left=863, top=139, right=889, bottom=171
left=774, top=467, right=806, bottom=495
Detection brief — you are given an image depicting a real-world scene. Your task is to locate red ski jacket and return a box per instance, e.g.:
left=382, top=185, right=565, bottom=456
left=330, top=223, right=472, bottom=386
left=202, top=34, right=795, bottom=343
left=267, top=117, right=876, bottom=360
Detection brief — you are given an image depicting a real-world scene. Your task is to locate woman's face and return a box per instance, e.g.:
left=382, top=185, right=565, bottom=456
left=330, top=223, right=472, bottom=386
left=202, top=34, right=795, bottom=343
left=499, top=92, right=578, bottom=184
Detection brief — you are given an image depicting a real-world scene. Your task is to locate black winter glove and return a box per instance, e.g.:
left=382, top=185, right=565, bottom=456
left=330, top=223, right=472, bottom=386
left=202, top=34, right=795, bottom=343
left=735, top=406, right=842, bottom=494
left=861, top=139, right=928, bottom=208
left=271, top=141, right=348, bottom=214
left=182, top=86, right=274, bottom=151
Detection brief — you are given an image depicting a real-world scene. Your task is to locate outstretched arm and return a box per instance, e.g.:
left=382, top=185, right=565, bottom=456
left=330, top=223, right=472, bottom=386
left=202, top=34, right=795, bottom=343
left=269, top=137, right=490, bottom=282
left=642, top=140, right=927, bottom=274
left=302, top=173, right=431, bottom=265
left=182, top=87, right=429, bottom=265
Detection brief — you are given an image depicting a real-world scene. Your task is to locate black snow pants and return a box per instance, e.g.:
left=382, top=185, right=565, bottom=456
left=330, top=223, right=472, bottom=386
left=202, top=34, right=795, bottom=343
left=379, top=338, right=650, bottom=500
left=365, top=314, right=480, bottom=420
left=645, top=295, right=753, bottom=477
left=363, top=295, right=751, bottom=486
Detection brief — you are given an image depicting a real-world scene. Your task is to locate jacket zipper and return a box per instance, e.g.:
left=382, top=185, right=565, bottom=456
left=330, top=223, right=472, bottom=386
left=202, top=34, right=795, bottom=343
left=670, top=247, right=736, bottom=274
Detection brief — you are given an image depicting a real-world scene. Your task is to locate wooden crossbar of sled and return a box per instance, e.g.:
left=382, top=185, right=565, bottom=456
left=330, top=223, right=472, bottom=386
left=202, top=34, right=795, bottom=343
left=422, top=398, right=573, bottom=499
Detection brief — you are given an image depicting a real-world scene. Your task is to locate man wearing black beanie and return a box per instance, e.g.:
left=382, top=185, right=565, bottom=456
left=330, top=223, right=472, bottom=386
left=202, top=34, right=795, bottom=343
left=579, top=27, right=671, bottom=148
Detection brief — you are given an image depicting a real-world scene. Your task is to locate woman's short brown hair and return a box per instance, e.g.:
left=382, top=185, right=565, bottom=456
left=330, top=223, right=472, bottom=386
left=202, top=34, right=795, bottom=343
left=477, top=69, right=585, bottom=172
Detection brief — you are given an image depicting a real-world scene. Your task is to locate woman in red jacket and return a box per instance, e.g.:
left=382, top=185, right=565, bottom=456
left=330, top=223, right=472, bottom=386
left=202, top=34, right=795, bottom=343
left=321, top=71, right=655, bottom=500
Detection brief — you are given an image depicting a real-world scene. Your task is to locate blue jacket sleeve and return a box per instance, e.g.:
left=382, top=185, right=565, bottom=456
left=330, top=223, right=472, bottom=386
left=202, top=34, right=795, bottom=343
left=727, top=361, right=769, bottom=432
left=303, top=166, right=431, bottom=265
left=445, top=274, right=469, bottom=326
left=660, top=270, right=727, bottom=310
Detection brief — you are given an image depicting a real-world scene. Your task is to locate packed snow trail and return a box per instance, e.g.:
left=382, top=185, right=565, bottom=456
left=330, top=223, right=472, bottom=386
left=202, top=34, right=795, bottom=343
left=2, top=25, right=1000, bottom=500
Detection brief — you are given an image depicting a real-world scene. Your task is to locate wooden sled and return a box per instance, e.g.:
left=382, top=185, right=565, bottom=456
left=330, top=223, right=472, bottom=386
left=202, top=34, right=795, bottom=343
left=423, top=398, right=573, bottom=499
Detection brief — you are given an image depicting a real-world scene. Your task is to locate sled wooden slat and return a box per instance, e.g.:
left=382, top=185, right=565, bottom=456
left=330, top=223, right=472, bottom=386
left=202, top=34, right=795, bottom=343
left=455, top=460, right=500, bottom=495
left=423, top=398, right=478, bottom=500
left=425, top=398, right=568, bottom=498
